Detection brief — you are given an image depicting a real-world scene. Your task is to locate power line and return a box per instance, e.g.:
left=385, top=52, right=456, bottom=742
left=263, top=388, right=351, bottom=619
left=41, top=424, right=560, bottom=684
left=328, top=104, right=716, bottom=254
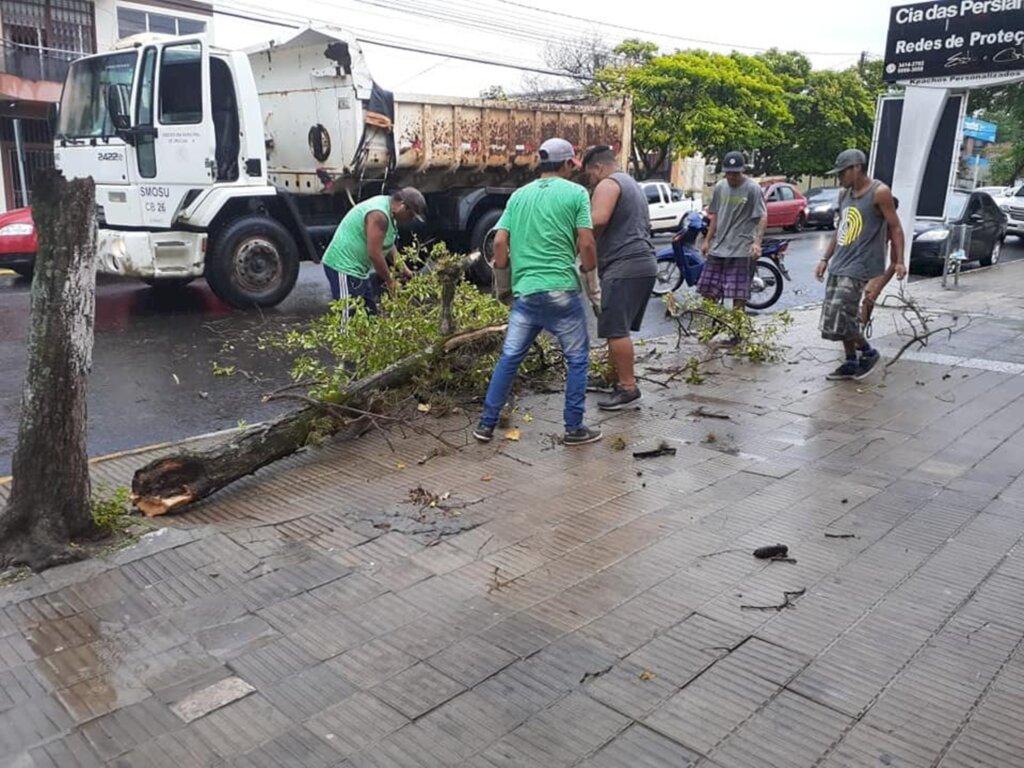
left=495, top=0, right=879, bottom=57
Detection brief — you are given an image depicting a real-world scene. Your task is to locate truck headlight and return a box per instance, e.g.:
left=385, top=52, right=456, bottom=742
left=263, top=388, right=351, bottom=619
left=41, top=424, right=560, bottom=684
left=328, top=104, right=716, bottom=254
left=0, top=223, right=33, bottom=236
left=916, top=228, right=949, bottom=242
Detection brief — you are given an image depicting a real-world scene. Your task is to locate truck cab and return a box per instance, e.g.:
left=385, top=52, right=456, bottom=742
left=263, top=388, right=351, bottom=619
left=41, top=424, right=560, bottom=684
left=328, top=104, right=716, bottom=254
left=54, top=34, right=303, bottom=306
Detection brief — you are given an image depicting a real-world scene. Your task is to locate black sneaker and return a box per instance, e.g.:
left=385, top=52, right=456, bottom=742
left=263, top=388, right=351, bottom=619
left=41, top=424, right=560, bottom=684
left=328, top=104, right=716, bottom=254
left=473, top=423, right=495, bottom=442
left=854, top=349, right=881, bottom=380
left=598, top=386, right=643, bottom=411
left=586, top=375, right=615, bottom=393
left=564, top=425, right=603, bottom=446
left=826, top=360, right=858, bottom=381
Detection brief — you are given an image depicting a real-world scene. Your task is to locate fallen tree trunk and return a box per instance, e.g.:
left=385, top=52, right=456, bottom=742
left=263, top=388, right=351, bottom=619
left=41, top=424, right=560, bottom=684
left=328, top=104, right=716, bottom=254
left=132, top=324, right=507, bottom=516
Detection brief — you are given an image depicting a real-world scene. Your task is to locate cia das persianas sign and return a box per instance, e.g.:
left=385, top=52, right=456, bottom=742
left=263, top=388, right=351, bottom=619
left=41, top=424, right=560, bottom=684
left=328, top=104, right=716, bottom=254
left=884, top=0, right=1024, bottom=85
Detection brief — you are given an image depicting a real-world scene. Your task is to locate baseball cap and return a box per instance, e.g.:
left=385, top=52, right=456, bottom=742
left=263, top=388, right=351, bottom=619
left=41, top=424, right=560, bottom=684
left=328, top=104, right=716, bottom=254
left=722, top=151, right=747, bottom=172
left=828, top=149, right=867, bottom=175
left=539, top=137, right=581, bottom=168
left=397, top=187, right=427, bottom=223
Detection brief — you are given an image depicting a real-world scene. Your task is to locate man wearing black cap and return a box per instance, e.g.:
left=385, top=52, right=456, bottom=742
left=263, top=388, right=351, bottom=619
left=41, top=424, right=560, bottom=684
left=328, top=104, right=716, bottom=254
left=698, top=151, right=767, bottom=338
left=321, top=187, right=426, bottom=314
left=814, top=148, right=905, bottom=381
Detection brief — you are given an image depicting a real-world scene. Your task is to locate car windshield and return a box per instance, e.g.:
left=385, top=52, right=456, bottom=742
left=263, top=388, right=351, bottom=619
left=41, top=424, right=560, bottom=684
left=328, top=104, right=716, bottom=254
left=806, top=187, right=840, bottom=202
left=946, top=192, right=970, bottom=221
left=57, top=51, right=138, bottom=139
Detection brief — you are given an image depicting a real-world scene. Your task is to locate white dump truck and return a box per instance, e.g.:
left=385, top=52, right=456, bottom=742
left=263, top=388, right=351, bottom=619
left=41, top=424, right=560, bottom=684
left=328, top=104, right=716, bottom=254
left=52, top=26, right=632, bottom=306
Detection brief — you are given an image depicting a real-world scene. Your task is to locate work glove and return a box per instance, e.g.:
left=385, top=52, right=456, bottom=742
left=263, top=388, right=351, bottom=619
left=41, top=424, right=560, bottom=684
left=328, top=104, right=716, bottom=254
left=581, top=267, right=601, bottom=317
left=493, top=264, right=513, bottom=306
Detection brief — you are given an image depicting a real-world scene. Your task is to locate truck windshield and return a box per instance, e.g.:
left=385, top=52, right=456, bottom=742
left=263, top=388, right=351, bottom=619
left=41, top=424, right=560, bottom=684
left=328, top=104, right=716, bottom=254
left=57, top=52, right=138, bottom=139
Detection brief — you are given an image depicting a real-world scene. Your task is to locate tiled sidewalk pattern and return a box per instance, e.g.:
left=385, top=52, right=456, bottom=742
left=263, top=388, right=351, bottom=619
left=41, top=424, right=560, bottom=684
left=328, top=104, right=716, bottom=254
left=2, top=267, right=1024, bottom=767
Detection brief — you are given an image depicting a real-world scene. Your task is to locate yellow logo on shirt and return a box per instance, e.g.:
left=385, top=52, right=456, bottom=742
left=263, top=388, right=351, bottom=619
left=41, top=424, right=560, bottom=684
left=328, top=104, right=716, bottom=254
left=837, top=207, right=863, bottom=246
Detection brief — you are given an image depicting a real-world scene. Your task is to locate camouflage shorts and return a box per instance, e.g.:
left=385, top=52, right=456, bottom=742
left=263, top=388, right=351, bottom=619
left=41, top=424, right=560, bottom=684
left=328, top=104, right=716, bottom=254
left=819, top=274, right=865, bottom=341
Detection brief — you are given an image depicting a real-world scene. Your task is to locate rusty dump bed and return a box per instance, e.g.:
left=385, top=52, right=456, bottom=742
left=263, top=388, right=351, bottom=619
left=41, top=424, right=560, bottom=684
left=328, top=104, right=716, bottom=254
left=248, top=26, right=632, bottom=195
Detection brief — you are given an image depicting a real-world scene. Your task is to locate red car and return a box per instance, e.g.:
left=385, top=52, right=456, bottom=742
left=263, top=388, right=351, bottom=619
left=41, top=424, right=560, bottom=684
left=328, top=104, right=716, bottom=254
left=760, top=182, right=808, bottom=232
left=0, top=207, right=36, bottom=278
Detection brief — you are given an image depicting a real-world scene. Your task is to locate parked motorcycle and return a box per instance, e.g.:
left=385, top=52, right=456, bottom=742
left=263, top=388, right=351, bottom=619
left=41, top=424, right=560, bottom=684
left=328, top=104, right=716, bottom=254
left=652, top=211, right=790, bottom=311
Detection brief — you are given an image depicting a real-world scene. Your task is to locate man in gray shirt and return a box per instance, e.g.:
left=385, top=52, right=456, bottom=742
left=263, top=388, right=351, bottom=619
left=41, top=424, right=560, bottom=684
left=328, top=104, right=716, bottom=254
left=698, top=151, right=767, bottom=344
left=814, top=149, right=905, bottom=381
left=583, top=145, right=657, bottom=410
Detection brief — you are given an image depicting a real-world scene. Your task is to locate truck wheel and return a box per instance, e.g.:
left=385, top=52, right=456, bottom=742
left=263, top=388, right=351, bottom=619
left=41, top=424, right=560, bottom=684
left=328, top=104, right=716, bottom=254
left=207, top=216, right=299, bottom=308
left=468, top=208, right=504, bottom=287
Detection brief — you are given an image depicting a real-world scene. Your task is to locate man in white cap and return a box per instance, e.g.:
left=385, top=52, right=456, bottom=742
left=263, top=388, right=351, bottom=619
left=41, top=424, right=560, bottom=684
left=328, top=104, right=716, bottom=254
left=815, top=148, right=905, bottom=380
left=474, top=137, right=603, bottom=446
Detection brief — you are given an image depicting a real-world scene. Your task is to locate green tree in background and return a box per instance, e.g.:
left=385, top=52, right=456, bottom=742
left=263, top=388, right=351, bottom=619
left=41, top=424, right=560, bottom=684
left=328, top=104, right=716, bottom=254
left=750, top=49, right=876, bottom=178
left=971, top=83, right=1024, bottom=185
left=597, top=47, right=790, bottom=178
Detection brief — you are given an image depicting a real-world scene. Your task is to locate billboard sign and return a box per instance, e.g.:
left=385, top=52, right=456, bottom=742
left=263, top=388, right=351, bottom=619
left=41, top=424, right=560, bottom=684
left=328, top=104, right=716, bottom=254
left=962, top=117, right=997, bottom=142
left=884, top=0, right=1024, bottom=85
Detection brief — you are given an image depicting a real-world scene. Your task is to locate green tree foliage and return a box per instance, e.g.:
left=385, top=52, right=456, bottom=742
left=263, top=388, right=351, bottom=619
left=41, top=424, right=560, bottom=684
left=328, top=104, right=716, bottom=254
left=750, top=49, right=876, bottom=177
left=597, top=48, right=791, bottom=178
left=972, top=83, right=1024, bottom=185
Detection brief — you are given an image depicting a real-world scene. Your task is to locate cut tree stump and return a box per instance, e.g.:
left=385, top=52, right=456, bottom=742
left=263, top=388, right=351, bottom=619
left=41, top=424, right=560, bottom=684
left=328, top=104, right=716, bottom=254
left=0, top=171, right=100, bottom=571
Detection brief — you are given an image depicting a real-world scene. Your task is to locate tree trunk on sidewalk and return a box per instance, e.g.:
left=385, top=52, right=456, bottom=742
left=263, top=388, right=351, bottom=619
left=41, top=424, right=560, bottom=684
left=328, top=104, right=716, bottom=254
left=0, top=171, right=100, bottom=571
left=132, top=264, right=506, bottom=516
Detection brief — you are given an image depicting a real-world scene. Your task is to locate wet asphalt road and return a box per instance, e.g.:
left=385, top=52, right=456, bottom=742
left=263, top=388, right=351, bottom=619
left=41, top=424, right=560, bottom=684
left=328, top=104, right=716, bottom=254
left=2, top=229, right=1023, bottom=474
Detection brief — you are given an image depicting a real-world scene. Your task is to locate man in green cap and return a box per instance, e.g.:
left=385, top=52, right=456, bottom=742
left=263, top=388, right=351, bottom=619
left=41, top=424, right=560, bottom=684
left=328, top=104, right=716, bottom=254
left=322, top=187, right=427, bottom=313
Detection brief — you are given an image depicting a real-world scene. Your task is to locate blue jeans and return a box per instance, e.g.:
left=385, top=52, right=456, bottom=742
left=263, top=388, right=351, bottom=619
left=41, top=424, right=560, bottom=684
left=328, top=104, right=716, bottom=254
left=481, top=291, right=590, bottom=431
left=323, top=265, right=382, bottom=315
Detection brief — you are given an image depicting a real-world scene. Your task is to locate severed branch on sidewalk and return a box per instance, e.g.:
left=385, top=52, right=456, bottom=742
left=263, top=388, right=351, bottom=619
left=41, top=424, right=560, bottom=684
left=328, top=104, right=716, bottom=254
left=132, top=246, right=518, bottom=517
left=877, top=288, right=972, bottom=370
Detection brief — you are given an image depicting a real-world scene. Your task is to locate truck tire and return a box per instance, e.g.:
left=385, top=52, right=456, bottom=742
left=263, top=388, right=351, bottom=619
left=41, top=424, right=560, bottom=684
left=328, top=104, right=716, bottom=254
left=468, top=208, right=504, bottom=287
left=206, top=216, right=300, bottom=308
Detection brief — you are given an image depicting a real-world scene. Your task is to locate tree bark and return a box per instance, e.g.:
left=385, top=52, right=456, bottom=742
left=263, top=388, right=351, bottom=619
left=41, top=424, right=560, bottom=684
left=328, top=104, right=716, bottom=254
left=0, top=171, right=100, bottom=571
left=131, top=325, right=508, bottom=517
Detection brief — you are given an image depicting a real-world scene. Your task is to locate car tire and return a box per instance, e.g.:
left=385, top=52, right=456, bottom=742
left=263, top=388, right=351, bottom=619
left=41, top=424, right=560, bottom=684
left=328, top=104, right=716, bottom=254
left=792, top=213, right=806, bottom=233
left=206, top=216, right=300, bottom=308
left=468, top=208, right=504, bottom=287
left=979, top=237, right=1003, bottom=267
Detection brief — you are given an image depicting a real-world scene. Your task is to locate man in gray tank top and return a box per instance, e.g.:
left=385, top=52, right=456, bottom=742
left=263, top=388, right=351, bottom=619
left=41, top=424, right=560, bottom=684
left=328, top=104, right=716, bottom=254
left=583, top=145, right=657, bottom=411
left=815, top=149, right=905, bottom=381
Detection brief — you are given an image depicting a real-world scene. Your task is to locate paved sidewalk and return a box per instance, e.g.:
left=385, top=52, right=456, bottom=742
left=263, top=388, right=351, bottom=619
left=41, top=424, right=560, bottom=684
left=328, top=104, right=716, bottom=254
left=3, top=265, right=1024, bottom=767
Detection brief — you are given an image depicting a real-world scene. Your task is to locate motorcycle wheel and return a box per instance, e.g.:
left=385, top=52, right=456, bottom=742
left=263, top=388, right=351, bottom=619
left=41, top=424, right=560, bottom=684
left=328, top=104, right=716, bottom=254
left=747, top=258, right=784, bottom=311
left=652, top=259, right=683, bottom=296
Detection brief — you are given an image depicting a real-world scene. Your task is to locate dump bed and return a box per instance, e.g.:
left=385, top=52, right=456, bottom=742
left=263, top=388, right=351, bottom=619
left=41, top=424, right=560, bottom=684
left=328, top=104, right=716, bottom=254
left=247, top=27, right=631, bottom=195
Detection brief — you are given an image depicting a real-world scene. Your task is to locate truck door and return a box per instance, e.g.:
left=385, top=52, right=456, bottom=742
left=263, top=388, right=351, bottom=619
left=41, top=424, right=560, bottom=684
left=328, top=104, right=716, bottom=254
left=135, top=38, right=216, bottom=228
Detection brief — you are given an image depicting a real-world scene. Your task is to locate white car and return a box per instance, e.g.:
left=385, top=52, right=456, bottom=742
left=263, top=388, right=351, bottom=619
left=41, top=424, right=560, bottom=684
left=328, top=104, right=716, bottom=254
left=640, top=181, right=702, bottom=234
left=999, top=184, right=1024, bottom=239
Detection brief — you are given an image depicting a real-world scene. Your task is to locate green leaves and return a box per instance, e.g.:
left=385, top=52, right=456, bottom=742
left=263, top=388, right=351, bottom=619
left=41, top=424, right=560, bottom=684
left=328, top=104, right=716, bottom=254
left=594, top=42, right=879, bottom=179
left=266, top=243, right=512, bottom=403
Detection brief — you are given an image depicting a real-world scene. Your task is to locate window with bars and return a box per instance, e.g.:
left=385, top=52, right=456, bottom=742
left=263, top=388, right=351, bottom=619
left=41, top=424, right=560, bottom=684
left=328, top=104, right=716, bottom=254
left=0, top=0, right=94, bottom=81
left=116, top=6, right=207, bottom=38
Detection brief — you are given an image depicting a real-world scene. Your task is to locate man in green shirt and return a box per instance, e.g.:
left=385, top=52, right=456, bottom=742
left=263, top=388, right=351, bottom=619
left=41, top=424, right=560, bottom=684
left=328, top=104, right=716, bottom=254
left=473, top=137, right=602, bottom=446
left=322, top=187, right=426, bottom=313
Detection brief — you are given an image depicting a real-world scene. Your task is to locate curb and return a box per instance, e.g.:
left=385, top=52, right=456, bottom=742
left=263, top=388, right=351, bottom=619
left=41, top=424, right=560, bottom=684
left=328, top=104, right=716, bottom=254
left=0, top=424, right=250, bottom=487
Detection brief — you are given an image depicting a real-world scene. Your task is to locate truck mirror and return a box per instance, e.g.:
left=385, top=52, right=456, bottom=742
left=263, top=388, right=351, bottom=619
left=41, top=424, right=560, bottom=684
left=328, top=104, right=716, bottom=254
left=106, top=84, right=131, bottom=131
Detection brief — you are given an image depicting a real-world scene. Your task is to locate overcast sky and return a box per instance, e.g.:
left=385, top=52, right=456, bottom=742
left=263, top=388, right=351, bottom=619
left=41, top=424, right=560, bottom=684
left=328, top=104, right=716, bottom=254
left=212, top=0, right=903, bottom=97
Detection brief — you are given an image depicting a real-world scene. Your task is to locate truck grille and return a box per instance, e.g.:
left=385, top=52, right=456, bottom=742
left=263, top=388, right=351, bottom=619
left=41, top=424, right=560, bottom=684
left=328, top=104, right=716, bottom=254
left=1009, top=205, right=1024, bottom=220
